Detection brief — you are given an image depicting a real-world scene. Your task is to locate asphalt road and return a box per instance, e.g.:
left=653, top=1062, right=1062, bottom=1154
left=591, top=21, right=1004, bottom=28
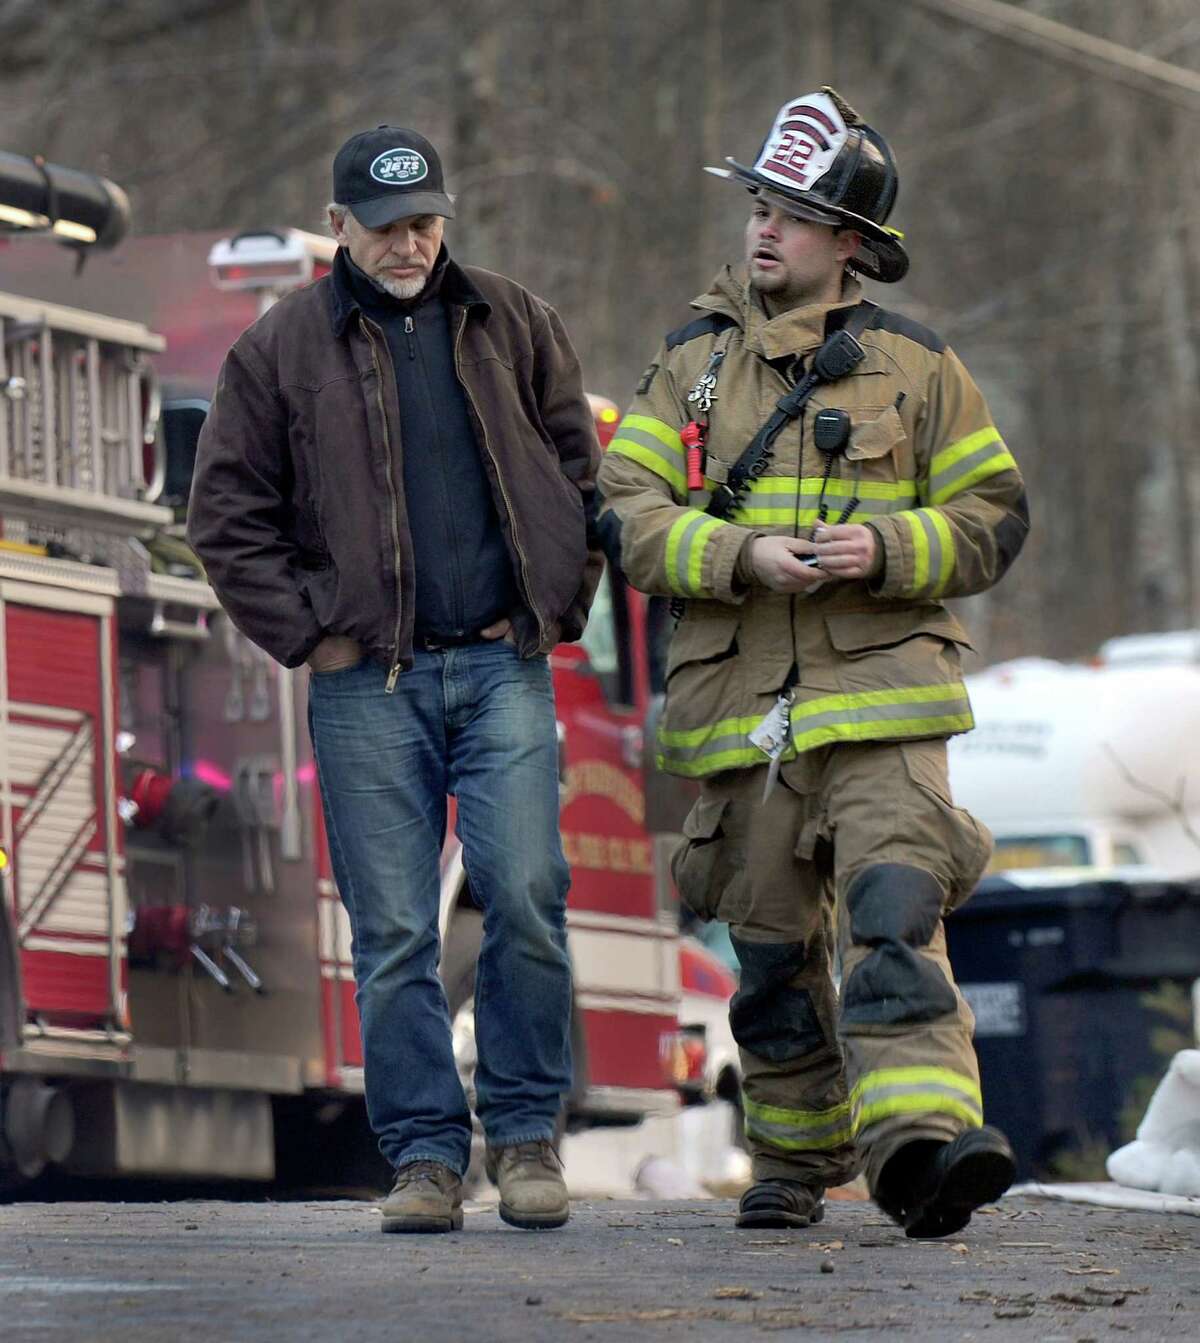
left=2, top=1194, right=1196, bottom=1341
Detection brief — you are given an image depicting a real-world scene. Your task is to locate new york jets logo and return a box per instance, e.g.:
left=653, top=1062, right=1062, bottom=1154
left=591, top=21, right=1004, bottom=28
left=369, top=148, right=429, bottom=185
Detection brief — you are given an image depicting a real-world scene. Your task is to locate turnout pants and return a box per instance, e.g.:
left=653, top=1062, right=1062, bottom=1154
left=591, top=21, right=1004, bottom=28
left=672, top=739, right=992, bottom=1193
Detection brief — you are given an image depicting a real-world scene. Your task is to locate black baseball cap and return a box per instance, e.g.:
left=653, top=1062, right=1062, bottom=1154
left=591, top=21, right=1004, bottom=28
left=332, top=126, right=455, bottom=228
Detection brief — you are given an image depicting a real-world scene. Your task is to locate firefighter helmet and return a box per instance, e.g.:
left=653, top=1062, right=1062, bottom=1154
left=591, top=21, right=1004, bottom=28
left=706, top=87, right=908, bottom=284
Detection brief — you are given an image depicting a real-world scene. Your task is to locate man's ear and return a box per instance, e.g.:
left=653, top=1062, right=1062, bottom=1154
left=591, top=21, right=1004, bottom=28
left=835, top=228, right=863, bottom=265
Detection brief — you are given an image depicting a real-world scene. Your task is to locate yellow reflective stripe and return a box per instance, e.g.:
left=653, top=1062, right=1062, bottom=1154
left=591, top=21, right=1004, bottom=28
left=745, top=1122, right=855, bottom=1151
left=743, top=1096, right=850, bottom=1128
left=852, top=1066, right=982, bottom=1103
left=855, top=1095, right=984, bottom=1131
left=927, top=426, right=1016, bottom=506
left=742, top=1095, right=854, bottom=1152
left=657, top=715, right=763, bottom=749
left=747, top=1129, right=854, bottom=1152
left=791, top=684, right=965, bottom=719
left=732, top=476, right=917, bottom=527
left=930, top=427, right=1000, bottom=479
left=656, top=684, right=974, bottom=776
left=790, top=713, right=974, bottom=754
left=607, top=438, right=686, bottom=497
left=658, top=686, right=969, bottom=747
left=656, top=746, right=775, bottom=776
left=852, top=1066, right=984, bottom=1134
left=736, top=507, right=895, bottom=527
left=740, top=1070, right=983, bottom=1152
left=905, top=511, right=929, bottom=592
left=620, top=413, right=684, bottom=454
left=664, top=510, right=727, bottom=596
left=930, top=451, right=1018, bottom=505
left=609, top=413, right=687, bottom=497
left=902, top=507, right=956, bottom=597
left=665, top=511, right=695, bottom=595
left=688, top=517, right=724, bottom=591
left=928, top=507, right=955, bottom=595
left=747, top=1098, right=981, bottom=1148
left=742, top=476, right=917, bottom=501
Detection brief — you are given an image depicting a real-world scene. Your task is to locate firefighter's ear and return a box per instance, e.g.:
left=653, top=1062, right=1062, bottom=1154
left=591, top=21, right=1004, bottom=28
left=833, top=227, right=862, bottom=267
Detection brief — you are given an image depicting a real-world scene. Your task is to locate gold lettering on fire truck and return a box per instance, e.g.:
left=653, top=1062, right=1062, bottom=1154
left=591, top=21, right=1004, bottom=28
left=562, top=831, right=653, bottom=875
left=561, top=760, right=645, bottom=824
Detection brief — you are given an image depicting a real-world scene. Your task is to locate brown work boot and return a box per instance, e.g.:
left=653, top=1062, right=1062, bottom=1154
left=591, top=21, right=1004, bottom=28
left=485, top=1139, right=570, bottom=1230
left=380, top=1159, right=463, bottom=1234
left=736, top=1179, right=826, bottom=1229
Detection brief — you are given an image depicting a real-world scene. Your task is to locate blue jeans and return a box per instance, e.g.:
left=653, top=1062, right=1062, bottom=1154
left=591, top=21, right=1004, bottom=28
left=307, top=642, right=572, bottom=1175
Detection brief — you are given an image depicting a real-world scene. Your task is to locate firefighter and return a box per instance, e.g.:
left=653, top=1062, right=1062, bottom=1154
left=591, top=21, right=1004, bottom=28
left=598, top=89, right=1028, bottom=1238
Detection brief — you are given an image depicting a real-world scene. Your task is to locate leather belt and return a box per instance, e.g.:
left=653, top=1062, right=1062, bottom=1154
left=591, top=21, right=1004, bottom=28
left=412, top=629, right=487, bottom=652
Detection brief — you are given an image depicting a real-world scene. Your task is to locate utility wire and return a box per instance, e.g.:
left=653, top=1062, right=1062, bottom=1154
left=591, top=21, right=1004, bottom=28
left=909, top=0, right=1200, bottom=109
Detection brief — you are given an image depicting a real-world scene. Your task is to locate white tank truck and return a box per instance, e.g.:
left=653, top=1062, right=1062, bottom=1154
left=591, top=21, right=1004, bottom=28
left=947, top=633, right=1200, bottom=881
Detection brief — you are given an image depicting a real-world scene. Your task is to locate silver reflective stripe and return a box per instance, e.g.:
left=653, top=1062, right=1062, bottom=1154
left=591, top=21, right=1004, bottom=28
left=744, top=1109, right=853, bottom=1152
left=932, top=441, right=999, bottom=498
left=618, top=423, right=686, bottom=474
left=671, top=512, right=714, bottom=593
left=856, top=1080, right=982, bottom=1117
left=738, top=491, right=911, bottom=516
left=791, top=693, right=969, bottom=735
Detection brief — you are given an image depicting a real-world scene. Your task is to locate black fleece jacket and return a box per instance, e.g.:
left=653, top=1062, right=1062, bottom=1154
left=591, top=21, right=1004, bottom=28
left=337, top=248, right=517, bottom=639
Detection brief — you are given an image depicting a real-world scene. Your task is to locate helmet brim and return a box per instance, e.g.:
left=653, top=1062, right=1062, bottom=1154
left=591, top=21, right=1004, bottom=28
left=709, top=159, right=909, bottom=284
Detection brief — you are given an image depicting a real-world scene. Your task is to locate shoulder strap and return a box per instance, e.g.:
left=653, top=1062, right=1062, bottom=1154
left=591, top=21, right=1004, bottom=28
left=705, top=301, right=877, bottom=520
left=666, top=310, right=738, bottom=351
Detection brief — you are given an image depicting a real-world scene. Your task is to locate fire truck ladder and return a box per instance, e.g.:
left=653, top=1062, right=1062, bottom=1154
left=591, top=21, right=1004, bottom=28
left=13, top=715, right=97, bottom=943
left=0, top=292, right=172, bottom=538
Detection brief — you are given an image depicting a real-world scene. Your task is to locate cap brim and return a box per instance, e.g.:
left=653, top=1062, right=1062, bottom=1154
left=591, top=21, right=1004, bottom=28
left=709, top=158, right=909, bottom=284
left=349, top=191, right=456, bottom=228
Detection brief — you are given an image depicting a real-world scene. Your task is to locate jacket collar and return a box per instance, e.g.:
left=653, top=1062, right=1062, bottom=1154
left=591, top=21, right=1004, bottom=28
left=327, top=245, right=490, bottom=337
left=691, top=265, right=864, bottom=360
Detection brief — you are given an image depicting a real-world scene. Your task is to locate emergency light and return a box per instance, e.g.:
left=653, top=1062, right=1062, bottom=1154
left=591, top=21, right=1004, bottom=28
left=207, top=230, right=315, bottom=291
left=0, top=150, right=130, bottom=249
left=207, top=229, right=337, bottom=292
left=586, top=393, right=621, bottom=448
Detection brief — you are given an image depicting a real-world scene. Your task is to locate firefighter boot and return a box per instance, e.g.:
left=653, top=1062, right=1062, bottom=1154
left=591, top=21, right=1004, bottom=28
left=874, top=1126, right=1015, bottom=1239
left=380, top=1160, right=464, bottom=1234
left=736, top=1180, right=826, bottom=1229
left=486, top=1140, right=570, bottom=1230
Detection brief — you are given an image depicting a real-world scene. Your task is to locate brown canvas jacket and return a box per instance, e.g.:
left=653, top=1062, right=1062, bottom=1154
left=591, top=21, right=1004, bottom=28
left=187, top=255, right=602, bottom=673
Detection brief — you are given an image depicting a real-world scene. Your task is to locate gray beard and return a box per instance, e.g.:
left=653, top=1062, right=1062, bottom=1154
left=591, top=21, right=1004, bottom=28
left=370, top=272, right=427, bottom=301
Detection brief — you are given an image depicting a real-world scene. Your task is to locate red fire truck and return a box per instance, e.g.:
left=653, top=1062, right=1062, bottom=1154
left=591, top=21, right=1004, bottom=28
left=0, top=156, right=734, bottom=1194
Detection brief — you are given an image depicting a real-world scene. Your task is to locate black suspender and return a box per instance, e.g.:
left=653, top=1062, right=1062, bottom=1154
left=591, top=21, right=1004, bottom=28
left=705, top=300, right=878, bottom=521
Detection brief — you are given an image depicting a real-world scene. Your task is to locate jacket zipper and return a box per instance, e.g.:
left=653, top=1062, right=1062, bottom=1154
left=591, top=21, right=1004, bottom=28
left=362, top=317, right=406, bottom=692
left=404, top=315, right=415, bottom=359
left=452, top=308, right=547, bottom=647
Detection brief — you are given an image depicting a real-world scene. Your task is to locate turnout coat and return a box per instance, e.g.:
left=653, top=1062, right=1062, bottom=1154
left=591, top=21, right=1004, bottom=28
left=598, top=269, right=1029, bottom=779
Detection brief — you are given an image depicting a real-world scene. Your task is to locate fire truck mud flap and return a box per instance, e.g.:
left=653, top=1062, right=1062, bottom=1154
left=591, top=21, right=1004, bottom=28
left=65, top=1082, right=274, bottom=1181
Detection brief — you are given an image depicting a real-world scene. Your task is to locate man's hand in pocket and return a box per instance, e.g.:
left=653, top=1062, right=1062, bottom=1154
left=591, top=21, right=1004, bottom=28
left=306, top=635, right=363, bottom=673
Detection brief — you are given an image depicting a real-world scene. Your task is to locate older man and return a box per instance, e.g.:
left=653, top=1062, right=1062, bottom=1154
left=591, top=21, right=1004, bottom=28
left=188, top=126, right=602, bottom=1233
